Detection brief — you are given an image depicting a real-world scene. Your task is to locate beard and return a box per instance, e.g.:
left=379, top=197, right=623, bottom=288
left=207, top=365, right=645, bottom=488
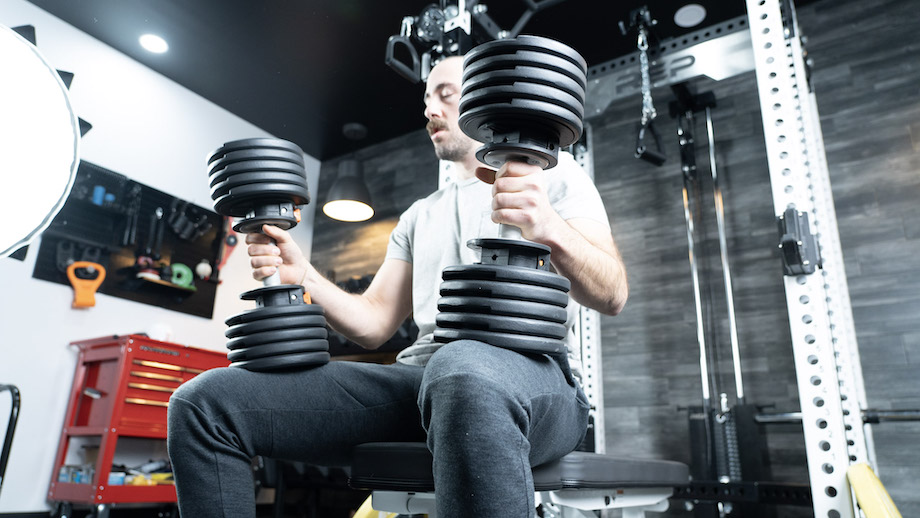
left=428, top=120, right=477, bottom=162
left=434, top=134, right=476, bottom=162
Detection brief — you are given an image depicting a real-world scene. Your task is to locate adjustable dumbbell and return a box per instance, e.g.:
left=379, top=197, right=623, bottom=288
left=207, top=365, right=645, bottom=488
left=433, top=35, right=587, bottom=356
left=207, top=138, right=330, bottom=371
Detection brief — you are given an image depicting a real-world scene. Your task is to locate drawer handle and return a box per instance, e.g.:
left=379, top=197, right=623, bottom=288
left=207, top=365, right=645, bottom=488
left=130, top=371, right=183, bottom=383
left=132, top=359, right=204, bottom=374
left=125, top=397, right=169, bottom=408
left=128, top=383, right=176, bottom=394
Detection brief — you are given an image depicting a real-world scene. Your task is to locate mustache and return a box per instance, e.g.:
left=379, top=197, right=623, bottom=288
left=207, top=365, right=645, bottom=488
left=426, top=120, right=449, bottom=135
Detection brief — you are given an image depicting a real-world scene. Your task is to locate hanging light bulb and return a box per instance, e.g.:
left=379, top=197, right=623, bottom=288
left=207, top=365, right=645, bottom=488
left=322, top=159, right=374, bottom=222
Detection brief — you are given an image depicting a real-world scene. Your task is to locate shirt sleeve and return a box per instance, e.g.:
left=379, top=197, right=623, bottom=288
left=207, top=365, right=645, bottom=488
left=545, top=152, right=611, bottom=230
left=385, top=199, right=420, bottom=264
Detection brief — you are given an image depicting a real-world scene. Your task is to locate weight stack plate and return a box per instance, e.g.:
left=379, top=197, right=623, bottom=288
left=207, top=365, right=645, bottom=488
left=224, top=293, right=330, bottom=372
left=435, top=257, right=571, bottom=356
left=459, top=35, right=588, bottom=169
left=206, top=137, right=311, bottom=225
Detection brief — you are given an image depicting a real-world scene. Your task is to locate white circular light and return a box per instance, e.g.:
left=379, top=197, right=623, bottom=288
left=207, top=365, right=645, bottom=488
left=139, top=34, right=169, bottom=53
left=674, top=4, right=707, bottom=28
left=0, top=26, right=80, bottom=257
left=323, top=200, right=374, bottom=222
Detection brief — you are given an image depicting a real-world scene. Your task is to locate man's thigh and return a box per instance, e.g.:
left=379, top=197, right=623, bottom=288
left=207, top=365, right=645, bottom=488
left=421, top=341, right=590, bottom=465
left=171, top=360, right=427, bottom=465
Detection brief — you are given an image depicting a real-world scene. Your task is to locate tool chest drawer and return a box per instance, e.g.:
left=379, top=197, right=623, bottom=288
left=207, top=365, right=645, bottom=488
left=49, top=334, right=229, bottom=506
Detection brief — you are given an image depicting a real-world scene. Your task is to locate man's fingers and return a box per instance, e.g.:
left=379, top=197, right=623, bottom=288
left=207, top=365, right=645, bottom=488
left=251, top=265, right=278, bottom=281
left=248, top=243, right=281, bottom=258
left=251, top=254, right=282, bottom=269
left=496, top=161, right=542, bottom=178
left=262, top=224, right=291, bottom=243
left=245, top=232, right=271, bottom=245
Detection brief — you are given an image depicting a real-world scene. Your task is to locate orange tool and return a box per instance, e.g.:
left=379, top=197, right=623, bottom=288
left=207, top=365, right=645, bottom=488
left=66, top=261, right=106, bottom=308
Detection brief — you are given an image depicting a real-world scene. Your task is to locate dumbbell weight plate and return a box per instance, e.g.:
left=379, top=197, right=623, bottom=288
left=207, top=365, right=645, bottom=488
left=213, top=183, right=311, bottom=217
left=226, top=327, right=328, bottom=350
left=437, top=296, right=568, bottom=324
left=227, top=338, right=329, bottom=362
left=231, top=352, right=331, bottom=372
left=439, top=279, right=569, bottom=307
left=207, top=148, right=304, bottom=173
left=476, top=141, right=557, bottom=170
left=459, top=83, right=584, bottom=120
left=226, top=299, right=325, bottom=327
left=459, top=99, right=583, bottom=150
left=225, top=314, right=328, bottom=339
left=208, top=138, right=305, bottom=164
left=462, top=35, right=587, bottom=74
left=210, top=171, right=310, bottom=199
left=436, top=312, right=568, bottom=340
left=233, top=215, right=300, bottom=234
left=462, top=51, right=586, bottom=90
left=207, top=152, right=304, bottom=179
left=460, top=67, right=586, bottom=105
left=442, top=264, right=570, bottom=291
left=433, top=328, right=565, bottom=356
left=209, top=160, right=306, bottom=187
left=209, top=161, right=306, bottom=188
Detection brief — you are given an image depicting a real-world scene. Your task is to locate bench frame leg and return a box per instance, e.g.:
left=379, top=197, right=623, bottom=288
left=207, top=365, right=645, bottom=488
left=372, top=490, right=439, bottom=517
left=537, top=487, right=672, bottom=517
left=369, top=487, right=672, bottom=518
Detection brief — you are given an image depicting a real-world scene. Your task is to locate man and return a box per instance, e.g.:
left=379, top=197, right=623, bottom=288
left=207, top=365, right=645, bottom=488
left=167, top=55, right=627, bottom=517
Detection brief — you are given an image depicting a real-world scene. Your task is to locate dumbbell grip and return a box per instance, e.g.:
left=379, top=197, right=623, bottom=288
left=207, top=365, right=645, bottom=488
left=496, top=158, right=530, bottom=242
left=263, top=238, right=281, bottom=286
left=499, top=224, right=523, bottom=241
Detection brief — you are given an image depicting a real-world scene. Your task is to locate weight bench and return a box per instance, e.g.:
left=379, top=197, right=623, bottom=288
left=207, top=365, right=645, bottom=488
left=349, top=442, right=689, bottom=517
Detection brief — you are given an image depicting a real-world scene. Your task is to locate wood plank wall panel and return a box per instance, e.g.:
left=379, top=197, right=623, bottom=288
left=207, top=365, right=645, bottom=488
left=799, top=0, right=920, bottom=513
left=311, top=131, right=439, bottom=282
left=310, top=0, right=920, bottom=514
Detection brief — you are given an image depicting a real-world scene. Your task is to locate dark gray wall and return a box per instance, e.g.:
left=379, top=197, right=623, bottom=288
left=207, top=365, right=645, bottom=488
left=801, top=0, right=920, bottom=514
left=312, top=0, right=920, bottom=515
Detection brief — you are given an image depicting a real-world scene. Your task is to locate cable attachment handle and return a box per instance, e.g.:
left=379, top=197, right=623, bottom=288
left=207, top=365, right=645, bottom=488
left=385, top=28, right=422, bottom=84
left=635, top=119, right=666, bottom=166
left=620, top=6, right=666, bottom=166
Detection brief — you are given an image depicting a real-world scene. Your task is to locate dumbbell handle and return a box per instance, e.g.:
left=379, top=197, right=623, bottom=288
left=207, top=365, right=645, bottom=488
left=263, top=237, right=281, bottom=286
left=495, top=158, right=531, bottom=241
left=499, top=223, right=523, bottom=241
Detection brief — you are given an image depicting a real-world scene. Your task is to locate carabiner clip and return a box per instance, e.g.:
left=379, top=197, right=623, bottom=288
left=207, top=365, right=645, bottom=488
left=635, top=119, right=667, bottom=166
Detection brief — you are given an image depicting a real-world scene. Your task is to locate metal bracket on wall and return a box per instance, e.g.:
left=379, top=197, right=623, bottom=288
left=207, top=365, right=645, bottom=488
left=777, top=207, right=822, bottom=276
left=585, top=15, right=756, bottom=119
left=746, top=1, right=873, bottom=517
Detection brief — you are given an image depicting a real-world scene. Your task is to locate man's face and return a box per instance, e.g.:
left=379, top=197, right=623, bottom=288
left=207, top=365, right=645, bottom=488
left=423, top=56, right=479, bottom=162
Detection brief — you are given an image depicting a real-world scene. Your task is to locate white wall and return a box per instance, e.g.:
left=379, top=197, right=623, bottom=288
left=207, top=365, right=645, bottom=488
left=0, top=1, right=320, bottom=512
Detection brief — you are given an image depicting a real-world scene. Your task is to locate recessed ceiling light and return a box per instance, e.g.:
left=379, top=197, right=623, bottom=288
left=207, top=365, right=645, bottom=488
left=674, top=4, right=707, bottom=28
left=139, top=34, right=168, bottom=53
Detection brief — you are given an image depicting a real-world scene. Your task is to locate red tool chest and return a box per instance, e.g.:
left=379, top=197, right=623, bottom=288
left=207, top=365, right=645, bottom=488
left=48, top=334, right=229, bottom=507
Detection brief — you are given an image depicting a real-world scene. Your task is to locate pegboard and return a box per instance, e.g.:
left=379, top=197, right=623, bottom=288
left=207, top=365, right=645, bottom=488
left=32, top=160, right=228, bottom=318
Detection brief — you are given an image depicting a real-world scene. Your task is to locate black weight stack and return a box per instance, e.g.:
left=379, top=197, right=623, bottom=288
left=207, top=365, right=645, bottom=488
left=434, top=35, right=588, bottom=357
left=207, top=138, right=329, bottom=371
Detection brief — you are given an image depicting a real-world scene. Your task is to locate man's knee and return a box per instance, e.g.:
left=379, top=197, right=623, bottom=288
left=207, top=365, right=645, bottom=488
left=167, top=366, right=249, bottom=432
left=171, top=366, right=230, bottom=408
left=425, top=340, right=519, bottom=380
left=420, top=341, right=525, bottom=416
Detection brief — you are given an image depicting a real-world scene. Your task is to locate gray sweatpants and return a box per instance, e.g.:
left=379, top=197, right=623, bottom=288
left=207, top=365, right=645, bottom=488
left=167, top=340, right=590, bottom=517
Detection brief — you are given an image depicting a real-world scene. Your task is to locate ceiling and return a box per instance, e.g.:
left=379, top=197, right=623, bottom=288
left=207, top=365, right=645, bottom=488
left=27, top=0, right=760, bottom=161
